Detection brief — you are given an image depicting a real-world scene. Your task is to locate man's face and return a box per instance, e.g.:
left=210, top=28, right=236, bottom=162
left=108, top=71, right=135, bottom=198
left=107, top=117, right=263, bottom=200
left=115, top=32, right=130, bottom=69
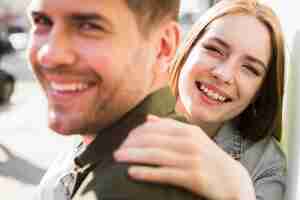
left=27, top=0, right=160, bottom=135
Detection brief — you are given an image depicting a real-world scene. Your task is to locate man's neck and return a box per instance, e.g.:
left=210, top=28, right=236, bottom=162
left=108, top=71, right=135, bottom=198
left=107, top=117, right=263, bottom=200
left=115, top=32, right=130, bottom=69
left=82, top=84, right=169, bottom=145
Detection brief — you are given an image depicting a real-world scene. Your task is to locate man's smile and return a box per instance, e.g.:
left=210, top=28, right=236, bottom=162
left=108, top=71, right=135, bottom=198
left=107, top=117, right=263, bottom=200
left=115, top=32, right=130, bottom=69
left=46, top=79, right=97, bottom=101
left=50, top=82, right=90, bottom=92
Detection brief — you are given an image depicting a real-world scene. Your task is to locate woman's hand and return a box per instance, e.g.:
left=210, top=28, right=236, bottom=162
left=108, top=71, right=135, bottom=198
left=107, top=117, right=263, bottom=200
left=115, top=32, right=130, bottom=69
left=114, top=115, right=256, bottom=200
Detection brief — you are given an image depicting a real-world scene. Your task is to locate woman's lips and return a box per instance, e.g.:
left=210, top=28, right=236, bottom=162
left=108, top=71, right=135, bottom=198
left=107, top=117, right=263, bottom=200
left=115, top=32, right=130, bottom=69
left=195, top=81, right=232, bottom=104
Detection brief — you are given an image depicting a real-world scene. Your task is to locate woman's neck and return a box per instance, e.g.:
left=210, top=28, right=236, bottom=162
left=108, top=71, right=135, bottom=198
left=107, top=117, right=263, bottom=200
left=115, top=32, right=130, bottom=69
left=189, top=117, right=223, bottom=138
left=175, top=100, right=223, bottom=138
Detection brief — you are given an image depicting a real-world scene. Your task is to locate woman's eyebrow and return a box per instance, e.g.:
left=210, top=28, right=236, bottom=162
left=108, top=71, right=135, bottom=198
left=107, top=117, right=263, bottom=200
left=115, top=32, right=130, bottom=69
left=209, top=36, right=230, bottom=50
left=245, top=55, right=268, bottom=71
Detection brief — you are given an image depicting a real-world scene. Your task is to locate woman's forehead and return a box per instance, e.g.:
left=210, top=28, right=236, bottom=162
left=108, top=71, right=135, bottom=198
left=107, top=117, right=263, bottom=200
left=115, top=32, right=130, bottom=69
left=199, top=14, right=272, bottom=66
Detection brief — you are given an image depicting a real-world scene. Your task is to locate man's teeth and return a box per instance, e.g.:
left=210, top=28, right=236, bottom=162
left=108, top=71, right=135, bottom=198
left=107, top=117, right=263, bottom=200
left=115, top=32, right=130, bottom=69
left=50, top=82, right=89, bottom=92
left=200, top=84, right=227, bottom=102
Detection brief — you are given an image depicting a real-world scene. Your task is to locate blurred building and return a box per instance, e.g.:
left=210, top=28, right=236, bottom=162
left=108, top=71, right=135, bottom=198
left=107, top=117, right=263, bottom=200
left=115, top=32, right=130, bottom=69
left=180, top=0, right=212, bottom=32
left=0, top=0, right=29, bottom=30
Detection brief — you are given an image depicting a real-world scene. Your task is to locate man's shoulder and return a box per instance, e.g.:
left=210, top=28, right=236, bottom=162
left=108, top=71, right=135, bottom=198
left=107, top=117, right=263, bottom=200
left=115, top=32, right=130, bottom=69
left=167, top=112, right=188, bottom=123
left=73, top=161, right=198, bottom=200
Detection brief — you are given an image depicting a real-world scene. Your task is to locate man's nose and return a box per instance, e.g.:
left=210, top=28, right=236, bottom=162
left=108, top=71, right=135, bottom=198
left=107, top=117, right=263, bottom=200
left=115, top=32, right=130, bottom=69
left=37, top=28, right=76, bottom=69
left=211, top=60, right=236, bottom=85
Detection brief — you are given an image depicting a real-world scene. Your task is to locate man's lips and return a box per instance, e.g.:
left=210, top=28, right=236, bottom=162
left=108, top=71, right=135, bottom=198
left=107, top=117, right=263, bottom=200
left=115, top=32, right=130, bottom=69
left=50, top=82, right=90, bottom=92
left=46, top=80, right=96, bottom=101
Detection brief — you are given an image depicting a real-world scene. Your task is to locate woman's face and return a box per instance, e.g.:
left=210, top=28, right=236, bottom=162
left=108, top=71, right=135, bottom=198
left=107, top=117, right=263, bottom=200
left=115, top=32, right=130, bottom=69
left=178, top=14, right=271, bottom=125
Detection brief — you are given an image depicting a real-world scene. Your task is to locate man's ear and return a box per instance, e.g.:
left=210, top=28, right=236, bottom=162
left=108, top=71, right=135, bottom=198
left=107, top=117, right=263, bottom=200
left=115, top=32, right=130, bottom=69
left=156, top=21, right=181, bottom=73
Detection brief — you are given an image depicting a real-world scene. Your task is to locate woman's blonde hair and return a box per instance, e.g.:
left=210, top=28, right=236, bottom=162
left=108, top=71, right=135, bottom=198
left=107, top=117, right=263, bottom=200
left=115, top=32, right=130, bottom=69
left=169, top=0, right=285, bottom=141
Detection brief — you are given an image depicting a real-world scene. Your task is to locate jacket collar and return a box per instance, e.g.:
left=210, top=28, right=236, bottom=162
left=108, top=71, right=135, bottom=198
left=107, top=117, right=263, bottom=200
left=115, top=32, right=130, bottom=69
left=214, top=122, right=242, bottom=160
left=74, top=87, right=176, bottom=169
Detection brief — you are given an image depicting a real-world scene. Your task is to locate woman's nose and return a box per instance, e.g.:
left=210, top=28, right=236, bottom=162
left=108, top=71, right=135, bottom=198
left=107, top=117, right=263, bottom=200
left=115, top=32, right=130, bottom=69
left=210, top=60, right=236, bottom=85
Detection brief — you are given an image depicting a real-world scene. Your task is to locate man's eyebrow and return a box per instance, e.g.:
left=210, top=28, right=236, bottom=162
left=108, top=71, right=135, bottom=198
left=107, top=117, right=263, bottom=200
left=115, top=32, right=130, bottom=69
left=28, top=10, right=45, bottom=18
left=245, top=55, right=268, bottom=71
left=67, top=12, right=111, bottom=25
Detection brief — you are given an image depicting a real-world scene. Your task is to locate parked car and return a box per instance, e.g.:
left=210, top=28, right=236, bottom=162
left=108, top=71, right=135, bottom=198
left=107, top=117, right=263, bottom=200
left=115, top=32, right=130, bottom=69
left=0, top=69, right=14, bottom=104
left=0, top=27, right=15, bottom=105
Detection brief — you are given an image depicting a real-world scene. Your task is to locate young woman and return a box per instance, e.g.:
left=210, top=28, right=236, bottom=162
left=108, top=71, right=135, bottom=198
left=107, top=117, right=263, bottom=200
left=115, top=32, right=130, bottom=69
left=114, top=0, right=286, bottom=199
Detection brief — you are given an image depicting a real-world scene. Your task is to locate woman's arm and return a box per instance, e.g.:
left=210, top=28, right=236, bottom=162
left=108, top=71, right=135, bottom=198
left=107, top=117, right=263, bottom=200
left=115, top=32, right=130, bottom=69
left=114, top=115, right=256, bottom=200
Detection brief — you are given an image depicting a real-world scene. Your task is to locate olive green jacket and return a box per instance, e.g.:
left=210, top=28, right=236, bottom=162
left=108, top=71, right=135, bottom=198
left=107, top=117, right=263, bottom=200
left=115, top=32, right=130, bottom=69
left=37, top=87, right=198, bottom=200
left=72, top=87, right=197, bottom=200
left=37, top=87, right=286, bottom=200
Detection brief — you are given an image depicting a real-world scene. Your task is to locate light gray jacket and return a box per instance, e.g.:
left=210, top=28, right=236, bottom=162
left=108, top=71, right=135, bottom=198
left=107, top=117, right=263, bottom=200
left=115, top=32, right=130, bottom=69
left=215, top=123, right=286, bottom=200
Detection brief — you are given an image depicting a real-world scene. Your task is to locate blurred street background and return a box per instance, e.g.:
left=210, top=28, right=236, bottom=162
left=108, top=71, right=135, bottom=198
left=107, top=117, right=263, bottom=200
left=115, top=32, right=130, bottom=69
left=0, top=51, right=77, bottom=199
left=0, top=0, right=299, bottom=199
left=0, top=1, right=212, bottom=199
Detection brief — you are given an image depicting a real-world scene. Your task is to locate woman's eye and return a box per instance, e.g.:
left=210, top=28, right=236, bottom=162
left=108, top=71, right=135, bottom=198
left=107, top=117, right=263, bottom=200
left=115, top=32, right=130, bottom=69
left=203, top=45, right=224, bottom=56
left=242, top=64, right=260, bottom=76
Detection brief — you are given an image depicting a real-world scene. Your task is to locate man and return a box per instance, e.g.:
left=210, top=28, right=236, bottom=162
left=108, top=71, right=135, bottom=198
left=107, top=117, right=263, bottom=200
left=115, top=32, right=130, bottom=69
left=27, top=0, right=199, bottom=199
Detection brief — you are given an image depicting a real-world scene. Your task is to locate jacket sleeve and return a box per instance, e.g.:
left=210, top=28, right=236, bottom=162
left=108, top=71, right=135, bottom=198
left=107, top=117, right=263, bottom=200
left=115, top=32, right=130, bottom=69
left=241, top=137, right=287, bottom=200
left=254, top=167, right=286, bottom=200
left=73, top=161, right=204, bottom=200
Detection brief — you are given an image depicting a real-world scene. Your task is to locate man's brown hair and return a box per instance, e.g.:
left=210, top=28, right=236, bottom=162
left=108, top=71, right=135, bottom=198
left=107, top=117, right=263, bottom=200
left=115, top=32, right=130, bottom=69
left=126, top=0, right=180, bottom=33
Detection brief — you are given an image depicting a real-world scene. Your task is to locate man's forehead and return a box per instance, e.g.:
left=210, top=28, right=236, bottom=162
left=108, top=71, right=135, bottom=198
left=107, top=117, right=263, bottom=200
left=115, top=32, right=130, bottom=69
left=26, top=0, right=136, bottom=32
left=28, top=0, right=127, bottom=15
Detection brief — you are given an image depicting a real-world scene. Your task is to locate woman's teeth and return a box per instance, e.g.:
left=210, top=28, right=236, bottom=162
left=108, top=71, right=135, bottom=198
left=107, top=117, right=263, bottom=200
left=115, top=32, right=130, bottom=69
left=199, top=84, right=227, bottom=102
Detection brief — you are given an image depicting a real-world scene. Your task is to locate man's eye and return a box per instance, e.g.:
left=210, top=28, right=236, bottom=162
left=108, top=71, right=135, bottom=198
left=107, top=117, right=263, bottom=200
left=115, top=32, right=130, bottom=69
left=78, top=22, right=103, bottom=31
left=32, top=15, right=52, bottom=27
left=30, top=14, right=52, bottom=34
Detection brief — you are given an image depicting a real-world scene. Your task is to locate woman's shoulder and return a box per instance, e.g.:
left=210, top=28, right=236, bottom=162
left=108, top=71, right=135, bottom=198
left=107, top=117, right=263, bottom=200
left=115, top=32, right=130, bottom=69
left=240, top=136, right=287, bottom=179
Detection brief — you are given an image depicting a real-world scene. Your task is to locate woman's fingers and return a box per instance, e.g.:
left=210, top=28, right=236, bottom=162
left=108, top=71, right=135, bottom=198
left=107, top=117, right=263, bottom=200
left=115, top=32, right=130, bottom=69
left=120, top=117, right=208, bottom=155
left=120, top=133, right=201, bottom=155
left=132, top=116, right=199, bottom=138
left=127, top=165, right=204, bottom=196
left=114, top=147, right=189, bottom=168
left=127, top=166, right=188, bottom=187
left=146, top=114, right=161, bottom=122
left=114, top=116, right=256, bottom=200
